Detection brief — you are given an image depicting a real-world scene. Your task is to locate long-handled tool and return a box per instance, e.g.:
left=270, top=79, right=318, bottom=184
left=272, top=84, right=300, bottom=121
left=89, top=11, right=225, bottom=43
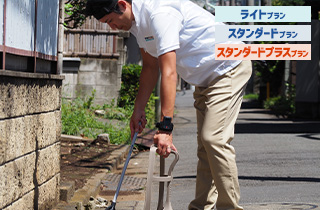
left=106, top=130, right=139, bottom=210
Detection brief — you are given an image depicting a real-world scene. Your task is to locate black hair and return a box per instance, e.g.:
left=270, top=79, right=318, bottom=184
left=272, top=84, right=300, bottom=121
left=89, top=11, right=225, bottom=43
left=86, top=0, right=131, bottom=20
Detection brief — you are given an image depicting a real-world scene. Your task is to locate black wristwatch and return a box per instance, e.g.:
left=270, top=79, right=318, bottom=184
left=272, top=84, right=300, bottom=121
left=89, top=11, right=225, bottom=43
left=156, top=116, right=174, bottom=132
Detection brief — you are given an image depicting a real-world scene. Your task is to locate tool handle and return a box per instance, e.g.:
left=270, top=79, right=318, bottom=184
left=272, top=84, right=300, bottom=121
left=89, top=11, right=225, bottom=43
left=112, top=130, right=139, bottom=203
left=150, top=145, right=179, bottom=210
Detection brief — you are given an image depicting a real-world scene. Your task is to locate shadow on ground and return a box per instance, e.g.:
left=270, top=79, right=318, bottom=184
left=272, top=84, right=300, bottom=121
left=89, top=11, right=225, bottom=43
left=236, top=101, right=320, bottom=134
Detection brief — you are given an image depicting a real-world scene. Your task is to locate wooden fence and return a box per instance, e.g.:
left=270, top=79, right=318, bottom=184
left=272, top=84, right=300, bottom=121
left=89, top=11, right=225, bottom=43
left=63, top=17, right=122, bottom=58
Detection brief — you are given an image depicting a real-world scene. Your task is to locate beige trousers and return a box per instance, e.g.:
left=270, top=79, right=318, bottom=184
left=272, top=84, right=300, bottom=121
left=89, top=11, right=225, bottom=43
left=188, top=60, right=252, bottom=210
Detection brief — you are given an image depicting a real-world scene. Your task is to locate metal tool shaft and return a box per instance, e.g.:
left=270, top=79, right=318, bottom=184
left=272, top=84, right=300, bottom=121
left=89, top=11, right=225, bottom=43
left=111, top=131, right=139, bottom=204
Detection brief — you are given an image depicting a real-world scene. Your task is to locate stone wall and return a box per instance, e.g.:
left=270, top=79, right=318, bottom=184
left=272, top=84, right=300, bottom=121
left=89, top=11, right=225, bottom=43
left=0, top=70, right=64, bottom=210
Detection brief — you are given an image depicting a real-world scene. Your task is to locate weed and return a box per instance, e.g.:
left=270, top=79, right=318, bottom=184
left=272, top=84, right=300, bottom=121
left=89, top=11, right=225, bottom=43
left=243, top=94, right=259, bottom=100
left=61, top=64, right=156, bottom=145
left=263, top=84, right=296, bottom=117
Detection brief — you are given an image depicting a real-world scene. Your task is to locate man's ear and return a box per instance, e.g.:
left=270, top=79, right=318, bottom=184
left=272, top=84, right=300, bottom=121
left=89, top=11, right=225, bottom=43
left=118, top=0, right=127, bottom=12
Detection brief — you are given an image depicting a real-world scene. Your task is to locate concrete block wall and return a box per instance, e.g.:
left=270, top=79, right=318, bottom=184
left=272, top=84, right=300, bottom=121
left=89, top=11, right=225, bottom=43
left=0, top=71, right=63, bottom=210
left=63, top=58, right=122, bottom=105
left=62, top=36, right=127, bottom=106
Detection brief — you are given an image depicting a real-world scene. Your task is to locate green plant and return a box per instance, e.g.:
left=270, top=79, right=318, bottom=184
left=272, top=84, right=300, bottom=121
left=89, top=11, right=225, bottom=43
left=145, top=94, right=158, bottom=128
left=100, top=99, right=131, bottom=120
left=243, top=94, right=259, bottom=100
left=118, top=64, right=157, bottom=128
left=272, top=0, right=304, bottom=6
left=263, top=84, right=296, bottom=117
left=61, top=95, right=132, bottom=144
left=253, top=58, right=285, bottom=102
left=64, top=0, right=87, bottom=29
left=61, top=64, right=157, bottom=144
left=83, top=89, right=96, bottom=109
left=61, top=97, right=104, bottom=138
left=118, top=64, right=142, bottom=107
left=102, top=123, right=131, bottom=145
left=264, top=96, right=281, bottom=109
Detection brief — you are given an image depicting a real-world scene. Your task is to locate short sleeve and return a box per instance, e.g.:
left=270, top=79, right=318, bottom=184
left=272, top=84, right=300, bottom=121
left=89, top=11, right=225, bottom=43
left=150, top=7, right=183, bottom=56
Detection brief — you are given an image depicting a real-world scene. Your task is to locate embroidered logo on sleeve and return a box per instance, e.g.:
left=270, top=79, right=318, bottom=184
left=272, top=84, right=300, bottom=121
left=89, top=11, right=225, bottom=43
left=144, top=36, right=154, bottom=42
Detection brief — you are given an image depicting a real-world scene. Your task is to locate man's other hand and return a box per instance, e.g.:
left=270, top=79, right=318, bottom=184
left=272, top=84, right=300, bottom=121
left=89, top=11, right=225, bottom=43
left=130, top=109, right=147, bottom=139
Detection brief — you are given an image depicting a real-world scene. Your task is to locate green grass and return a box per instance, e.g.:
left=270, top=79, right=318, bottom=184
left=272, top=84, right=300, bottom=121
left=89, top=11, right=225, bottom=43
left=243, top=93, right=259, bottom=100
left=61, top=64, right=157, bottom=145
left=61, top=95, right=133, bottom=145
left=61, top=91, right=156, bottom=145
left=263, top=96, right=295, bottom=117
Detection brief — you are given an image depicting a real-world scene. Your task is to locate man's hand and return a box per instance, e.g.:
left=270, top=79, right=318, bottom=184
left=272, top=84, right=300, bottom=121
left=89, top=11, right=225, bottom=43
left=130, top=109, right=147, bottom=139
left=154, top=131, right=177, bottom=158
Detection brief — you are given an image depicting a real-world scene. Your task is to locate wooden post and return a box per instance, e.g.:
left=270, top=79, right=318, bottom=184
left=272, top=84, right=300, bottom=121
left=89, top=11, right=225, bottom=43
left=57, top=0, right=65, bottom=74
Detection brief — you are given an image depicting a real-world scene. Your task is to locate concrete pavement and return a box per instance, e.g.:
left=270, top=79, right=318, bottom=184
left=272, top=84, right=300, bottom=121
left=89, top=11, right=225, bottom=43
left=169, top=89, right=320, bottom=209
left=235, top=101, right=320, bottom=208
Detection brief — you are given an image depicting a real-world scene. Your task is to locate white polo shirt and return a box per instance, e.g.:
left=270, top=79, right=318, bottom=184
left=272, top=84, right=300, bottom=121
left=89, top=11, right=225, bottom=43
left=129, top=0, right=243, bottom=87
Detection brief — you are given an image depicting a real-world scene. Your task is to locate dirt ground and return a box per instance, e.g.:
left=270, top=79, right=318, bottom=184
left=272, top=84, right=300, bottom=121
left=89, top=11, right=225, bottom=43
left=60, top=136, right=152, bottom=191
left=59, top=129, right=155, bottom=207
left=60, top=139, right=121, bottom=190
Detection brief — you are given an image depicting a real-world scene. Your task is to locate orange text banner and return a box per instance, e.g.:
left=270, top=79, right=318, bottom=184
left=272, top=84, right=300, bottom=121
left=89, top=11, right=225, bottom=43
left=215, top=44, right=311, bottom=60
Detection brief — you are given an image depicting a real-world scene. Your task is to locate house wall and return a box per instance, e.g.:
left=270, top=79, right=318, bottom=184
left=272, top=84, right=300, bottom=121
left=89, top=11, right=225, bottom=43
left=296, top=20, right=320, bottom=118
